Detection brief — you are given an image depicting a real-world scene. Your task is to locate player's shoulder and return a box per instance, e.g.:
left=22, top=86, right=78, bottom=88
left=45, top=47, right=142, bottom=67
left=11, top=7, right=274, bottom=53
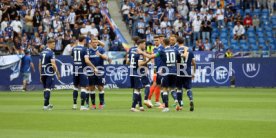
left=98, top=46, right=105, bottom=52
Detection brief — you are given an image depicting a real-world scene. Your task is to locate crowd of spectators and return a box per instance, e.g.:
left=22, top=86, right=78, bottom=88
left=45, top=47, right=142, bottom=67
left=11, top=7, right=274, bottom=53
left=121, top=0, right=275, bottom=52
left=0, top=0, right=125, bottom=56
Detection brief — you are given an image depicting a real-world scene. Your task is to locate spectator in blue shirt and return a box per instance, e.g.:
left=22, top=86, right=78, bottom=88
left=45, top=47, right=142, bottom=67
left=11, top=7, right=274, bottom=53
left=20, top=49, right=35, bottom=91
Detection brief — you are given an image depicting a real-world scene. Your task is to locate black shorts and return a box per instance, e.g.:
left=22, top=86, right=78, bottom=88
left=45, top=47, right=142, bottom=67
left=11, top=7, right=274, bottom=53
left=141, top=75, right=151, bottom=87
left=156, top=74, right=162, bottom=85
left=41, top=75, right=55, bottom=89
left=176, top=76, right=192, bottom=90
left=161, top=75, right=176, bottom=88
left=73, top=74, right=88, bottom=87
left=88, top=75, right=105, bottom=86
left=130, top=76, right=143, bottom=89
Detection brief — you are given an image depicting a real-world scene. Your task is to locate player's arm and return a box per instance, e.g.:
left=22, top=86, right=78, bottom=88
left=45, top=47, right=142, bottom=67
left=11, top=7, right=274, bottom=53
left=126, top=57, right=130, bottom=65
left=138, top=58, right=151, bottom=67
left=51, top=59, right=60, bottom=80
left=97, top=40, right=105, bottom=47
left=38, top=60, right=41, bottom=76
left=191, top=58, right=196, bottom=79
left=84, top=55, right=98, bottom=72
left=137, top=48, right=154, bottom=59
left=31, top=62, right=35, bottom=72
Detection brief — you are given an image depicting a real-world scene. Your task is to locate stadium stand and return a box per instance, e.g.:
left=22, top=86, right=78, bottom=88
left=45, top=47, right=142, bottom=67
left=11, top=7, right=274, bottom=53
left=0, top=0, right=126, bottom=56
left=120, top=0, right=275, bottom=53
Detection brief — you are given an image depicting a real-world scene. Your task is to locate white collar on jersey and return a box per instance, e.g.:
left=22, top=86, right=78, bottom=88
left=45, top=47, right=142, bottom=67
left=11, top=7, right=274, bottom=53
left=91, top=46, right=99, bottom=51
left=46, top=47, right=52, bottom=51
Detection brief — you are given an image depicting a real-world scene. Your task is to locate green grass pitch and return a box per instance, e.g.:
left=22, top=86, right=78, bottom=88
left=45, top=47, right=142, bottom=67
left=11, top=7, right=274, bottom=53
left=0, top=88, right=275, bottom=138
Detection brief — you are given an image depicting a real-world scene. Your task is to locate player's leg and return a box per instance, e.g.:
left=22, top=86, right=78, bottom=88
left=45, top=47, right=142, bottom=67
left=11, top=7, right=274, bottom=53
left=148, top=81, right=156, bottom=100
left=161, top=76, right=169, bottom=112
left=42, top=76, right=54, bottom=110
left=97, top=75, right=106, bottom=109
left=185, top=77, right=194, bottom=112
left=169, top=75, right=178, bottom=107
left=72, top=75, right=79, bottom=110
left=88, top=76, right=96, bottom=109
left=79, top=74, right=88, bottom=110
left=142, top=76, right=152, bottom=108
left=22, top=73, right=28, bottom=91
left=85, top=86, right=90, bottom=107
left=88, top=85, right=96, bottom=109
left=130, top=76, right=144, bottom=112
left=176, top=77, right=184, bottom=111
left=148, top=74, right=157, bottom=101
left=154, top=85, right=161, bottom=106
left=156, top=74, right=164, bottom=108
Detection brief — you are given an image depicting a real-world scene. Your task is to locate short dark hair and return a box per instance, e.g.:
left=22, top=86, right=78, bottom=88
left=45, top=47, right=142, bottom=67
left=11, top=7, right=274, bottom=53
left=47, top=39, right=55, bottom=44
left=154, top=35, right=160, bottom=39
left=159, top=34, right=165, bottom=38
left=137, top=39, right=146, bottom=45
left=132, top=36, right=140, bottom=44
left=163, top=38, right=170, bottom=45
left=177, top=37, right=184, bottom=44
left=78, top=36, right=85, bottom=42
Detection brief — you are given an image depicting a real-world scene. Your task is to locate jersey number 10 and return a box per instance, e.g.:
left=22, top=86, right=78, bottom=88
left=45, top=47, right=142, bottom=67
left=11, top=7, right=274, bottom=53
left=166, top=52, right=176, bottom=64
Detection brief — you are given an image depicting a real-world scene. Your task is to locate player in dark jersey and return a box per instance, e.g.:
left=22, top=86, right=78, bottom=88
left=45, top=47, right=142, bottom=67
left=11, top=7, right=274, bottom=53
left=152, top=35, right=164, bottom=108
left=87, top=38, right=111, bottom=110
left=151, top=38, right=179, bottom=112
left=71, top=36, right=97, bottom=111
left=128, top=39, right=152, bottom=112
left=39, top=39, right=60, bottom=111
left=175, top=37, right=196, bottom=112
left=169, top=35, right=179, bottom=106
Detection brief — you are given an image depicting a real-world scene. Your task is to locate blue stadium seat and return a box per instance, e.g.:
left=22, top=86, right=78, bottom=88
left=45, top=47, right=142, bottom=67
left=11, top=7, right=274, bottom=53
left=212, top=28, right=219, bottom=34
left=221, top=39, right=228, bottom=45
left=245, top=9, right=252, bottom=16
left=249, top=38, right=256, bottom=44
left=227, top=22, right=234, bottom=29
left=236, top=9, right=244, bottom=16
left=269, top=43, right=276, bottom=50
left=247, top=32, right=256, bottom=38
left=262, top=9, right=269, bottom=16
left=223, top=44, right=230, bottom=50
left=231, top=44, right=240, bottom=51
left=266, top=37, right=274, bottom=43
left=220, top=32, right=228, bottom=38
left=247, top=27, right=255, bottom=32
left=264, top=26, right=273, bottom=32
left=257, top=32, right=264, bottom=38
left=230, top=39, right=238, bottom=45
left=211, top=32, right=219, bottom=39
left=256, top=27, right=263, bottom=33
left=221, top=28, right=228, bottom=33
left=262, top=20, right=271, bottom=26
left=211, top=22, right=217, bottom=28
left=258, top=38, right=266, bottom=44
left=240, top=40, right=247, bottom=45
left=251, top=43, right=259, bottom=51
left=261, top=44, right=269, bottom=51
left=261, top=15, right=269, bottom=21
left=266, top=32, right=274, bottom=38
left=241, top=44, right=249, bottom=51
left=253, top=9, right=261, bottom=16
